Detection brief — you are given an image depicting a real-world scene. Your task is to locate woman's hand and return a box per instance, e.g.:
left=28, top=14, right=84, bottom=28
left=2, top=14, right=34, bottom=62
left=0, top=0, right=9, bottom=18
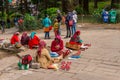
left=55, top=45, right=60, bottom=49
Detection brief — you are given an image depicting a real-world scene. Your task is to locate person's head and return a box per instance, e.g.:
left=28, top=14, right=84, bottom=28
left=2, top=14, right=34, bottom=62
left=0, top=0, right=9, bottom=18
left=39, top=40, right=46, bottom=48
left=37, top=40, right=46, bottom=56
left=76, top=30, right=80, bottom=35
left=45, top=14, right=48, bottom=18
left=14, top=32, right=20, bottom=36
left=55, top=35, right=61, bottom=43
left=73, top=10, right=77, bottom=14
left=22, top=32, right=27, bottom=37
left=54, top=19, right=58, bottom=23
left=30, top=32, right=36, bottom=39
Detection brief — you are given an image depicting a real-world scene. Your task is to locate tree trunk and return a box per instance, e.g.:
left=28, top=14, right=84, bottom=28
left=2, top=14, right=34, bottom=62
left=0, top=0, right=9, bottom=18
left=83, top=0, right=89, bottom=14
left=94, top=0, right=98, bottom=8
left=1, top=0, right=4, bottom=16
left=79, top=0, right=83, bottom=6
left=20, top=0, right=23, bottom=14
left=62, top=0, right=74, bottom=13
left=5, top=0, right=9, bottom=17
left=24, top=0, right=28, bottom=13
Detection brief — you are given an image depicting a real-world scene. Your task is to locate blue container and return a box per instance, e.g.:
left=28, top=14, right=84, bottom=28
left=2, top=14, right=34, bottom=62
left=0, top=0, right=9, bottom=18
left=102, top=11, right=109, bottom=23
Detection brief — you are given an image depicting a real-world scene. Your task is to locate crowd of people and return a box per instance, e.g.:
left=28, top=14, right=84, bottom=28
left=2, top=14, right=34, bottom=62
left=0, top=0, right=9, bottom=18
left=0, top=10, right=91, bottom=70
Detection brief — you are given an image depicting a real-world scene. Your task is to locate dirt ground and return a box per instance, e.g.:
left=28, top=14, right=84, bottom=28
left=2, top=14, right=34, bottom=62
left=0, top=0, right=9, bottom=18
left=0, top=23, right=120, bottom=59
left=0, top=23, right=120, bottom=80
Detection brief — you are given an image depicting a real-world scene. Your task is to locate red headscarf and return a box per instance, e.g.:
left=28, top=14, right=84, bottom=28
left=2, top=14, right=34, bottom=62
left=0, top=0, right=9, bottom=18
left=73, top=30, right=80, bottom=38
left=55, top=35, right=61, bottom=44
left=22, top=32, right=27, bottom=37
left=37, top=40, right=46, bottom=56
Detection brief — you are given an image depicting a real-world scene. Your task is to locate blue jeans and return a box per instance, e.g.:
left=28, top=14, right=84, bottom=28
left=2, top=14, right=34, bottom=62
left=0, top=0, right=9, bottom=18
left=45, top=32, right=50, bottom=38
left=58, top=22, right=61, bottom=35
left=72, top=23, right=76, bottom=35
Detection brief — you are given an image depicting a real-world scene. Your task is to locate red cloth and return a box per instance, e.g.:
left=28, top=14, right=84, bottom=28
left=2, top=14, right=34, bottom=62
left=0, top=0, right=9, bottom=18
left=28, top=35, right=40, bottom=49
left=51, top=39, right=63, bottom=52
left=11, top=34, right=20, bottom=44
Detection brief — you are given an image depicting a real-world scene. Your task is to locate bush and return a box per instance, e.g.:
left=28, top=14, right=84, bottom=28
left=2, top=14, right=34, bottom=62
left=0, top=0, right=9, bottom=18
left=116, top=10, right=120, bottom=23
left=75, top=6, right=83, bottom=14
left=19, top=14, right=42, bottom=31
left=92, top=8, right=103, bottom=23
left=39, top=7, right=59, bottom=25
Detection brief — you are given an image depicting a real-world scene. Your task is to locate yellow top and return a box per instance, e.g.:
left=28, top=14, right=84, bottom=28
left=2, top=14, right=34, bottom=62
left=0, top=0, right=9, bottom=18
left=53, top=22, right=59, bottom=30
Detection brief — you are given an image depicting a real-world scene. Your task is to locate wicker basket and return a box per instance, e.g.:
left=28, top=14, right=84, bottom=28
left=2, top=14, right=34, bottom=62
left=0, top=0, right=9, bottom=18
left=65, top=42, right=80, bottom=50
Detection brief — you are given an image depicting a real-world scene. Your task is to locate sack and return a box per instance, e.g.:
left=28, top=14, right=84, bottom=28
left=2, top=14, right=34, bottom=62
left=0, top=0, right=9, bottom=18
left=22, top=54, right=32, bottom=65
left=69, top=20, right=73, bottom=26
left=49, top=26, right=52, bottom=30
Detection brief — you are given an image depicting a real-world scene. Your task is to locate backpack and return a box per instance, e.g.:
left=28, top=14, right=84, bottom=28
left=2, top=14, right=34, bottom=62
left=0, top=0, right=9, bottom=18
left=22, top=54, right=32, bottom=65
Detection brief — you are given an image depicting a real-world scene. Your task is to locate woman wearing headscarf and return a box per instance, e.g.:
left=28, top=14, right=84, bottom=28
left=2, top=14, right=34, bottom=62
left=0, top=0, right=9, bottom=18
left=51, top=35, right=70, bottom=58
left=36, top=40, right=62, bottom=69
left=69, top=30, right=83, bottom=45
left=21, top=32, right=30, bottom=46
left=28, top=32, right=40, bottom=49
left=11, top=32, right=20, bottom=45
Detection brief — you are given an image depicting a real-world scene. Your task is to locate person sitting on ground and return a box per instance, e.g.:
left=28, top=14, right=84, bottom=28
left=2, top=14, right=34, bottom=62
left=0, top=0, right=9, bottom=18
left=10, top=32, right=21, bottom=48
left=70, top=30, right=91, bottom=50
left=51, top=35, right=70, bottom=58
left=11, top=32, right=20, bottom=45
left=28, top=32, right=40, bottom=49
left=69, top=30, right=83, bottom=45
left=36, top=40, right=62, bottom=69
left=21, top=32, right=30, bottom=46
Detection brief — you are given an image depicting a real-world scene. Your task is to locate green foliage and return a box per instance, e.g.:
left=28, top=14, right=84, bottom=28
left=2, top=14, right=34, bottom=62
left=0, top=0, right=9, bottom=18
left=19, top=14, right=42, bottom=31
left=46, top=8, right=58, bottom=16
left=92, top=8, right=103, bottom=23
left=75, top=6, right=83, bottom=14
left=9, top=12, right=23, bottom=18
left=0, top=12, right=7, bottom=20
left=89, top=1, right=110, bottom=14
left=116, top=10, right=120, bottom=23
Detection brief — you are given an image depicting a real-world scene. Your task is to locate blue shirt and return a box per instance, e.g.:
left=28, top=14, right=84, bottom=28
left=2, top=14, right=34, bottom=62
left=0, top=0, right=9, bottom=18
left=42, top=17, right=51, bottom=27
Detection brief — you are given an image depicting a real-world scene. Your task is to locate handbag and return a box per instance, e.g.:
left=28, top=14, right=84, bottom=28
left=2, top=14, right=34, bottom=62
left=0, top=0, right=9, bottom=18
left=49, top=26, right=52, bottom=30
left=69, top=20, right=73, bottom=26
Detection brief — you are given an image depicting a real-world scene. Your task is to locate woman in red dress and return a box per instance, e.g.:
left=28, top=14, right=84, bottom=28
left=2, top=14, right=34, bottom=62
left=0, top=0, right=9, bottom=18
left=11, top=32, right=20, bottom=45
left=51, top=35, right=70, bottom=58
left=28, top=32, right=40, bottom=49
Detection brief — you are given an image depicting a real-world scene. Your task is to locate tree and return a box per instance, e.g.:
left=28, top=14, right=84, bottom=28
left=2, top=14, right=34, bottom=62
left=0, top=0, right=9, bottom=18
left=24, top=0, right=29, bottom=13
left=83, top=0, right=89, bottom=14
left=94, top=0, right=98, bottom=8
left=62, top=0, right=74, bottom=13
left=111, top=0, right=120, bottom=8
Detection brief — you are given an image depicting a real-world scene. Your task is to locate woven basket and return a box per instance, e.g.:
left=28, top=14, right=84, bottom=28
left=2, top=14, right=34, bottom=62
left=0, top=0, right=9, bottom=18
left=65, top=42, right=80, bottom=50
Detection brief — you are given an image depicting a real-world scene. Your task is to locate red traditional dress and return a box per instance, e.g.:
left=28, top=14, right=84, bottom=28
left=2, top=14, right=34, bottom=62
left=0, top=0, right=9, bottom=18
left=11, top=32, right=20, bottom=44
left=51, top=36, right=69, bottom=58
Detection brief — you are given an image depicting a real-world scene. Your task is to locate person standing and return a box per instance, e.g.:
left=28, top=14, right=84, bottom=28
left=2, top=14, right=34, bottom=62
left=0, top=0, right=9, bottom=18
left=53, top=19, right=59, bottom=37
left=0, top=20, right=5, bottom=34
left=7, top=18, right=11, bottom=28
left=56, top=13, right=62, bottom=35
left=72, top=10, right=78, bottom=35
left=64, top=12, right=73, bottom=38
left=14, top=17, right=18, bottom=28
left=42, top=14, right=51, bottom=39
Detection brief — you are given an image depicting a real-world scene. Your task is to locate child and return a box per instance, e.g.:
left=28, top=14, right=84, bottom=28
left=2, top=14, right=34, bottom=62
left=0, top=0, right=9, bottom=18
left=53, top=19, right=59, bottom=37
